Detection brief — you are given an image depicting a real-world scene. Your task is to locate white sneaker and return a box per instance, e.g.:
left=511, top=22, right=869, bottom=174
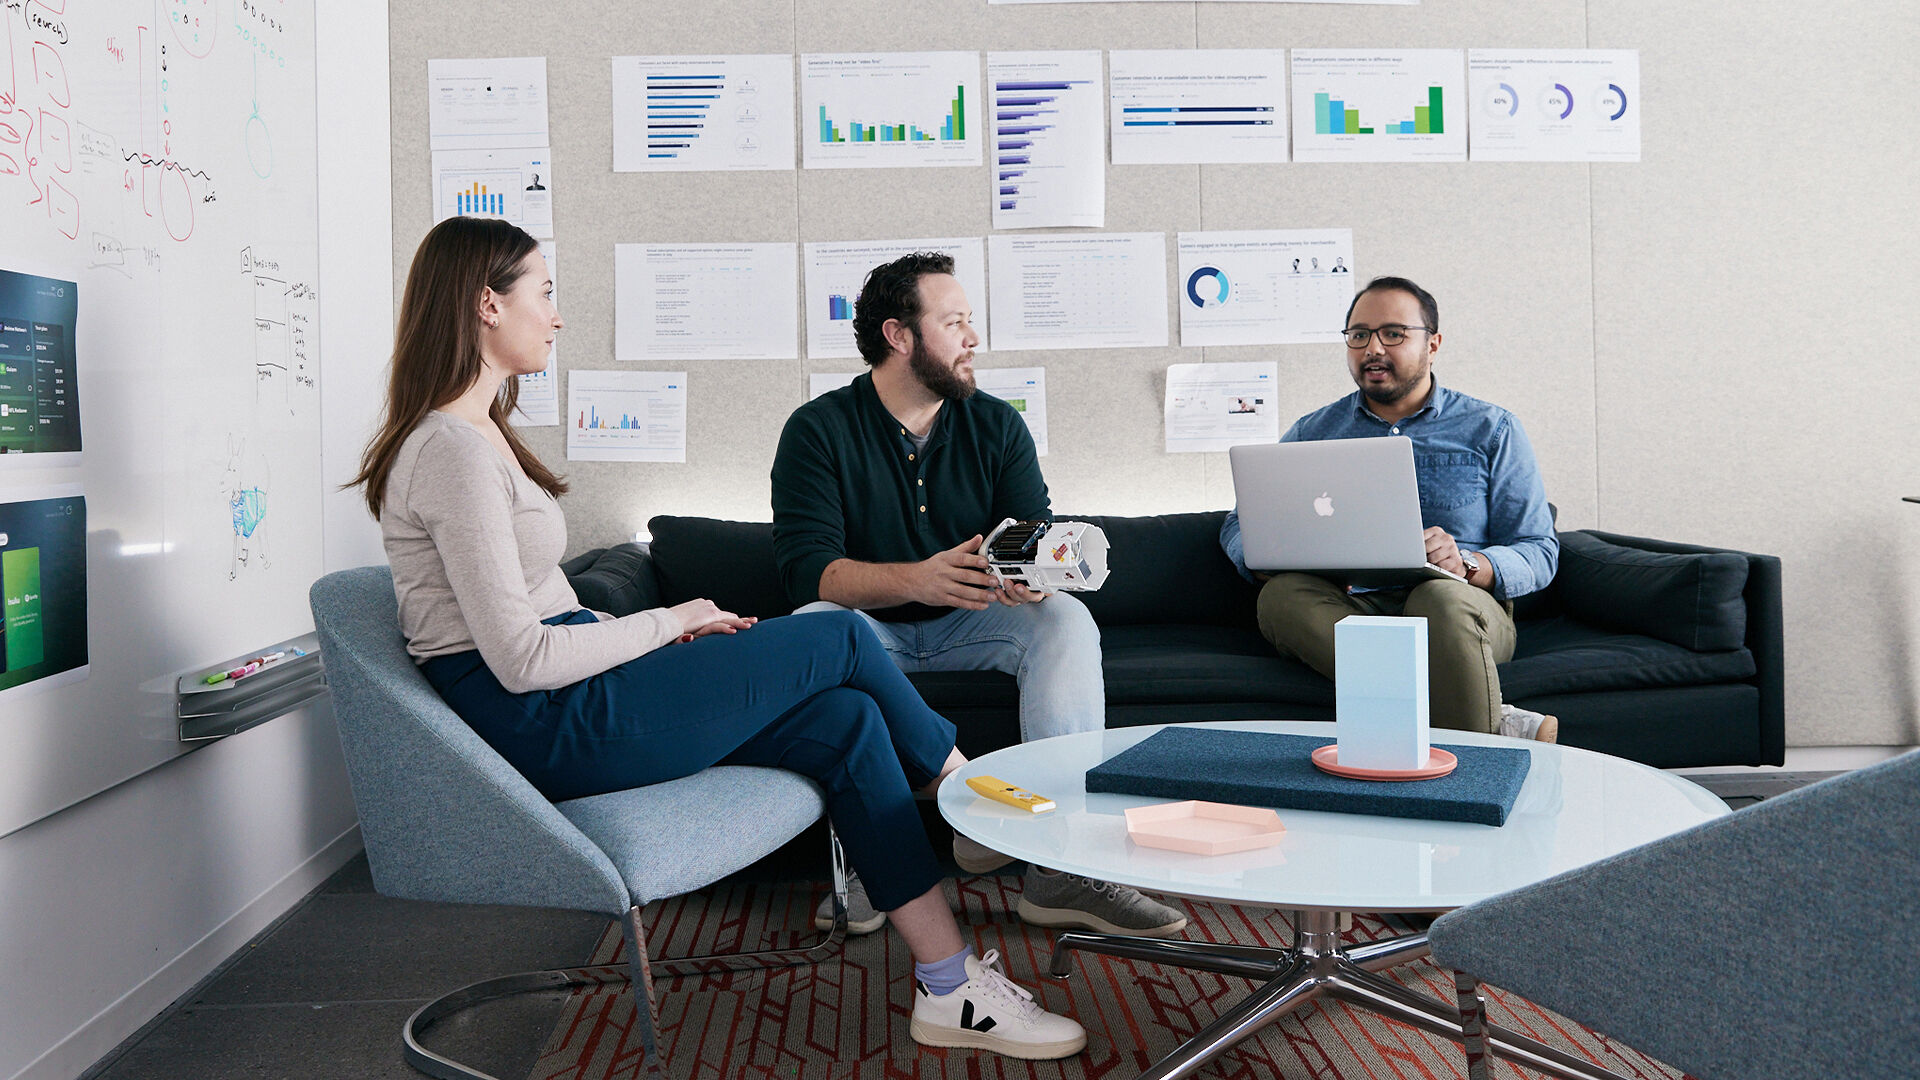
left=909, top=949, right=1088, bottom=1060
left=1499, top=704, right=1560, bottom=743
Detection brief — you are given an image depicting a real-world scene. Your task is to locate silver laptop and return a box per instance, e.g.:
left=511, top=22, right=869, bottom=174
left=1228, top=436, right=1465, bottom=588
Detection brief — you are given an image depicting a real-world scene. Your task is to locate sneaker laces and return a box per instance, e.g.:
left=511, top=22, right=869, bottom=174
left=971, top=950, right=1043, bottom=1019
left=1064, top=873, right=1131, bottom=901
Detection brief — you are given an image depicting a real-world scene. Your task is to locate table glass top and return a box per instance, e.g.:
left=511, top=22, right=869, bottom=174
left=936, top=721, right=1728, bottom=912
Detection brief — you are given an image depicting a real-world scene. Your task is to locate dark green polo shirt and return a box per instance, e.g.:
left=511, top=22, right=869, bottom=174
left=771, top=372, right=1049, bottom=621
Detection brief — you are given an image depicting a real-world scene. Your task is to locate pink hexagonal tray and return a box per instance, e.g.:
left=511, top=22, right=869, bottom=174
left=1124, top=800, right=1286, bottom=855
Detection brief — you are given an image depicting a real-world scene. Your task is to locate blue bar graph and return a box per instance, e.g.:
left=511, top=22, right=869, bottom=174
left=644, top=72, right=726, bottom=161
left=827, top=294, right=853, bottom=321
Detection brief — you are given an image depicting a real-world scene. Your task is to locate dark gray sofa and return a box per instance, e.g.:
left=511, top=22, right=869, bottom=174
left=561, top=512, right=1783, bottom=770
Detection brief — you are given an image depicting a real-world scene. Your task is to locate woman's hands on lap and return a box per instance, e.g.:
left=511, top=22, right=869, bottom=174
left=671, top=598, right=756, bottom=643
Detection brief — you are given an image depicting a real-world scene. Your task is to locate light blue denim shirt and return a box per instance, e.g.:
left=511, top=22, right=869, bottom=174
left=1220, top=382, right=1558, bottom=601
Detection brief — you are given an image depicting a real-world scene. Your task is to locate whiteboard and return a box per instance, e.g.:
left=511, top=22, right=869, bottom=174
left=0, top=0, right=322, bottom=836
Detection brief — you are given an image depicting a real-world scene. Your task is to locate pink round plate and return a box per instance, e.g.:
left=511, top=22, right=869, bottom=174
left=1311, top=744, right=1458, bottom=781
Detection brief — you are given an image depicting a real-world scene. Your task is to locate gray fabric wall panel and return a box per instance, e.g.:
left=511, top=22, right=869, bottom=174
left=389, top=1, right=1920, bottom=749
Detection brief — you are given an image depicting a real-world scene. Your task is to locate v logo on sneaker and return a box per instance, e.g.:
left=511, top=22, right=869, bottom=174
left=959, top=1000, right=998, bottom=1033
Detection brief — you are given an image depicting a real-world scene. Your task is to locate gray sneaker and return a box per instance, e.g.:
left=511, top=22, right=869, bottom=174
left=813, top=870, right=887, bottom=935
left=1016, top=868, right=1187, bottom=937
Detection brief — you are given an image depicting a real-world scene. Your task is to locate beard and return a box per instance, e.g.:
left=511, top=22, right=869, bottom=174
left=1354, top=360, right=1427, bottom=406
left=908, top=334, right=976, bottom=401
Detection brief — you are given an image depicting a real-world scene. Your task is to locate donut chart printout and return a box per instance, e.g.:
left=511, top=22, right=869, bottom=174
left=1177, top=230, right=1355, bottom=347
left=1468, top=50, right=1641, bottom=162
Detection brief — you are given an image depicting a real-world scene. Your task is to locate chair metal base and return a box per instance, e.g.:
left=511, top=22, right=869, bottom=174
left=1048, top=909, right=1633, bottom=1080
left=402, top=831, right=850, bottom=1080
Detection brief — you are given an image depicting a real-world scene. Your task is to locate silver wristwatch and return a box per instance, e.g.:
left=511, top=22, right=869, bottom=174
left=1460, top=551, right=1482, bottom=575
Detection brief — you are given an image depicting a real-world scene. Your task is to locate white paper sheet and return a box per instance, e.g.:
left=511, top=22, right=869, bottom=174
left=1177, top=230, right=1354, bottom=347
left=614, top=243, right=799, bottom=361
left=808, top=372, right=863, bottom=400
left=1109, top=51, right=1289, bottom=165
left=431, top=147, right=555, bottom=238
left=1164, top=362, right=1281, bottom=454
left=428, top=57, right=550, bottom=150
left=987, top=233, right=1169, bottom=352
left=567, top=370, right=688, bottom=463
left=612, top=54, right=796, bottom=172
left=1290, top=50, right=1467, bottom=163
left=974, top=366, right=1049, bottom=456
left=803, top=237, right=987, bottom=359
left=1468, top=50, right=1641, bottom=163
left=801, top=53, right=983, bottom=169
left=987, top=52, right=1105, bottom=230
left=510, top=240, right=560, bottom=426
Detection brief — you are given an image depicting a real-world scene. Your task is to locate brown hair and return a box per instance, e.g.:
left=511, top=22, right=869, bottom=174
left=349, top=217, right=568, bottom=518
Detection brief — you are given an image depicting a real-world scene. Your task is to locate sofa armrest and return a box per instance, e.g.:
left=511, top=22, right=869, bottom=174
left=562, top=542, right=664, bottom=618
left=1581, top=529, right=1785, bottom=765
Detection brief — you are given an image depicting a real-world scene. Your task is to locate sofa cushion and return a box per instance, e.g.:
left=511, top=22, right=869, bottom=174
left=1502, top=617, right=1756, bottom=699
left=1554, top=531, right=1749, bottom=652
left=562, top=544, right=662, bottom=617
left=1100, top=624, right=1333, bottom=706
left=1068, top=512, right=1258, bottom=629
left=648, top=516, right=793, bottom=618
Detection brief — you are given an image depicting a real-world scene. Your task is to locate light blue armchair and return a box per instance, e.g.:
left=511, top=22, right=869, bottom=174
left=311, top=567, right=845, bottom=1080
left=1430, top=749, right=1919, bottom=1080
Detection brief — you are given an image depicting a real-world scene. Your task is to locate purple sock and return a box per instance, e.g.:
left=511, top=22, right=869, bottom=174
left=913, top=946, right=973, bottom=996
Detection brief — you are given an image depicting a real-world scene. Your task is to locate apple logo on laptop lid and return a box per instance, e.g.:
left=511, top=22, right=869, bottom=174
left=1314, top=492, right=1334, bottom=517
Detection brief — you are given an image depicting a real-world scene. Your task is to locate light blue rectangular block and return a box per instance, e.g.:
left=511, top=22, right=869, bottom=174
left=1335, top=615, right=1430, bottom=770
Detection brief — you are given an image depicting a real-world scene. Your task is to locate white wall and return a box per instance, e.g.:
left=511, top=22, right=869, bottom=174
left=388, top=0, right=1920, bottom=751
left=0, top=4, right=390, bottom=1077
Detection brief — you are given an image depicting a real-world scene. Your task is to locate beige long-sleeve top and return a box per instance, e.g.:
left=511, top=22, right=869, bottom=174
left=382, top=410, right=680, bottom=693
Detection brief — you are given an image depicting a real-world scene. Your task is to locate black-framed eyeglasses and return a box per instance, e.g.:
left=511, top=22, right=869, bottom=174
left=1342, top=325, right=1433, bottom=349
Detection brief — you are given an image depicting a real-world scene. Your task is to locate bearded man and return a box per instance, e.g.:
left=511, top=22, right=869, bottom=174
left=772, top=252, right=1187, bottom=942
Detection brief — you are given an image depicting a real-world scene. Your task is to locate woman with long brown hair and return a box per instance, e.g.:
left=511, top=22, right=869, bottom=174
left=349, top=216, right=1085, bottom=1061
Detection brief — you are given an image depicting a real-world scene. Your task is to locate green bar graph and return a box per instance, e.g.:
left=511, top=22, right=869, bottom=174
left=953, top=86, right=965, bottom=141
left=1428, top=85, right=1444, bottom=134
left=1414, top=106, right=1431, bottom=134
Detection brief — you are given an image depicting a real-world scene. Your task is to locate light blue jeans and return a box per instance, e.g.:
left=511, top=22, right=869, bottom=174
left=793, top=594, right=1105, bottom=742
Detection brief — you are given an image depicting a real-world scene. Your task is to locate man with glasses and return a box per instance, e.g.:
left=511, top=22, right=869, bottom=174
left=1219, top=275, right=1562, bottom=742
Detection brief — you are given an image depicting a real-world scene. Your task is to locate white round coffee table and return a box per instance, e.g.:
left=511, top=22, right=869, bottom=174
left=937, top=720, right=1726, bottom=1080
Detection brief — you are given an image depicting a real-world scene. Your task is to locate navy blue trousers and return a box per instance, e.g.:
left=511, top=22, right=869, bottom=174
left=421, top=610, right=957, bottom=912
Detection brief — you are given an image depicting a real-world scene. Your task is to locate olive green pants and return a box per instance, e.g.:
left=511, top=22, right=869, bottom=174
left=1255, top=573, right=1516, bottom=733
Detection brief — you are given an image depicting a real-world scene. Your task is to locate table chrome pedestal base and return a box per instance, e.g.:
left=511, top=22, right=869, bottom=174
left=1048, top=910, right=1630, bottom=1080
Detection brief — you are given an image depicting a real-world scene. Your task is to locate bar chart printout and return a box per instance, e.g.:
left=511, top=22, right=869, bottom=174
left=612, top=54, right=796, bottom=172
left=431, top=147, right=556, bottom=237
left=987, top=51, right=1105, bottom=230
left=801, top=53, right=983, bottom=168
left=1467, top=50, right=1640, bottom=162
left=1291, top=50, right=1467, bottom=162
left=803, top=237, right=988, bottom=359
left=1109, top=50, right=1289, bottom=165
left=567, top=370, right=688, bottom=462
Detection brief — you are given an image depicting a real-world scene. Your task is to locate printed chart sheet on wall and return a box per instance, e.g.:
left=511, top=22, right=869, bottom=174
left=801, top=53, right=983, bottom=169
left=427, top=57, right=550, bottom=150
left=986, top=51, right=1105, bottom=230
left=975, top=367, right=1050, bottom=456
left=803, top=238, right=986, bottom=359
left=567, top=370, right=688, bottom=463
left=0, top=0, right=326, bottom=833
left=1178, top=230, right=1354, bottom=346
left=612, top=54, right=795, bottom=172
left=988, top=234, right=1169, bottom=352
left=1165, top=362, right=1281, bottom=453
left=1291, top=50, right=1467, bottom=163
left=1109, top=51, right=1289, bottom=165
left=614, top=243, right=798, bottom=361
left=511, top=241, right=560, bottom=426
left=1468, top=50, right=1641, bottom=162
